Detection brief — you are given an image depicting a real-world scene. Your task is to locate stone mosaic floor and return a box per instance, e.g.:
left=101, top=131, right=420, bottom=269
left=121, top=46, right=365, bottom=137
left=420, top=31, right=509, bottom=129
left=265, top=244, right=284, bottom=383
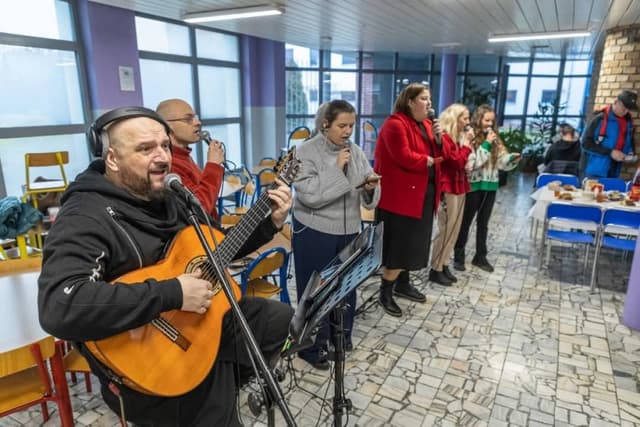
left=2, top=173, right=639, bottom=427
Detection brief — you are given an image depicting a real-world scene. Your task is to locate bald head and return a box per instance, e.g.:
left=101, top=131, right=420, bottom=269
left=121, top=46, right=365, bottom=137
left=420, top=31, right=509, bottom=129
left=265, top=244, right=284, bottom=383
left=156, top=99, right=202, bottom=148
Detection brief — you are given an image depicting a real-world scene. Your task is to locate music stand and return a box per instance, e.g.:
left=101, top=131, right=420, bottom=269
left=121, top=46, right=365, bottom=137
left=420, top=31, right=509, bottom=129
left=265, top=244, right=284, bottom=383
left=283, top=223, right=383, bottom=426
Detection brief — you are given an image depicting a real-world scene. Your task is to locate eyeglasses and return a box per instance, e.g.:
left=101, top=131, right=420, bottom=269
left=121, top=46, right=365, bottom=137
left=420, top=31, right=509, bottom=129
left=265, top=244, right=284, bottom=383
left=166, top=114, right=199, bottom=123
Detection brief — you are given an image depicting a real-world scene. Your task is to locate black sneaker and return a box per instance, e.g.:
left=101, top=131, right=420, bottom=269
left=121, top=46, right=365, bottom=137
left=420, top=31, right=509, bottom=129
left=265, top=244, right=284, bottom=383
left=393, top=281, right=426, bottom=302
left=471, top=258, right=494, bottom=273
left=428, top=269, right=453, bottom=286
left=453, top=260, right=466, bottom=271
left=442, top=265, right=458, bottom=283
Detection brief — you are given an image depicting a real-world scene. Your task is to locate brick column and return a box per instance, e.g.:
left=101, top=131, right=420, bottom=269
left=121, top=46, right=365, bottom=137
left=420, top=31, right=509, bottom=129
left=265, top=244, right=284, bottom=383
left=589, top=24, right=640, bottom=178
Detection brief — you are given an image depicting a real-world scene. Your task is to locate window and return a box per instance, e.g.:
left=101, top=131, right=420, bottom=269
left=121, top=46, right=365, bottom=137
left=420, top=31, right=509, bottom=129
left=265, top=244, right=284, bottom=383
left=135, top=17, right=190, bottom=56
left=0, top=0, right=89, bottom=198
left=137, top=17, right=243, bottom=165
left=139, top=60, right=194, bottom=109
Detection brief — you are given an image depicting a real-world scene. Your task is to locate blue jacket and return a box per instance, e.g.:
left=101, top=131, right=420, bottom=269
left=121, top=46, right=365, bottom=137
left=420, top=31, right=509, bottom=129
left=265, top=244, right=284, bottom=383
left=582, top=108, right=634, bottom=178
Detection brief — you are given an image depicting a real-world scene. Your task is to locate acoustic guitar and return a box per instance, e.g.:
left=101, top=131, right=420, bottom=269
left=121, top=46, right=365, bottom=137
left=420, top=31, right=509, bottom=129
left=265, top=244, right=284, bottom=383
left=84, top=148, right=299, bottom=397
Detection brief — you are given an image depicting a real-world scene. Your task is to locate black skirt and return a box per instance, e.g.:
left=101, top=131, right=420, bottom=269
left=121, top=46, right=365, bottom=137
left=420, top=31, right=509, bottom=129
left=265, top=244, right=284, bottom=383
left=376, top=180, right=436, bottom=270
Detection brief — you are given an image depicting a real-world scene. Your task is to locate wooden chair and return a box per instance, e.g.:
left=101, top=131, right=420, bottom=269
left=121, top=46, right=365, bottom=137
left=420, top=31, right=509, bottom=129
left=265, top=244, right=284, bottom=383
left=240, top=247, right=291, bottom=304
left=361, top=120, right=378, bottom=165
left=286, top=126, right=311, bottom=150
left=258, top=157, right=277, bottom=168
left=55, top=341, right=92, bottom=393
left=252, top=168, right=277, bottom=205
left=0, top=336, right=74, bottom=426
left=23, top=151, right=69, bottom=210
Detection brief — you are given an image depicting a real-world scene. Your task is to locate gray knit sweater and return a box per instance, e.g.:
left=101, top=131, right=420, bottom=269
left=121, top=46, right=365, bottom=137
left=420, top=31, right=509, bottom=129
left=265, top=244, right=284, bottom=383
left=293, top=133, right=381, bottom=235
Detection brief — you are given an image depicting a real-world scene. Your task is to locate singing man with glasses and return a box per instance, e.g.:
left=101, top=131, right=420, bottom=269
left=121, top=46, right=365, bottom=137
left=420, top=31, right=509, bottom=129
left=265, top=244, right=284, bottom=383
left=156, top=99, right=225, bottom=219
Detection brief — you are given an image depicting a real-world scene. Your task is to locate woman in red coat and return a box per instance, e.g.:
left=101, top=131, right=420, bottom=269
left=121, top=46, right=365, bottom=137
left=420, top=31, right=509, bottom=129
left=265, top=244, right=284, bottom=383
left=373, top=83, right=442, bottom=317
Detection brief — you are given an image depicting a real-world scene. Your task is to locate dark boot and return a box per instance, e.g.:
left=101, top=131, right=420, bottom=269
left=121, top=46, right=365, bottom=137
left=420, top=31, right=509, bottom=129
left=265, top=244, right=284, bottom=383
left=428, top=269, right=452, bottom=286
left=378, top=278, right=402, bottom=317
left=453, top=248, right=466, bottom=271
left=472, top=257, right=494, bottom=272
left=394, top=271, right=426, bottom=303
left=442, top=265, right=458, bottom=283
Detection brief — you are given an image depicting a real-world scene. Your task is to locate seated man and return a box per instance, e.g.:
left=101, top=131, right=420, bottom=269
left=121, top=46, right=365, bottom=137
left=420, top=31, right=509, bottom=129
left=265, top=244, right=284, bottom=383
left=156, top=99, right=225, bottom=219
left=38, top=107, right=293, bottom=426
left=542, top=123, right=581, bottom=175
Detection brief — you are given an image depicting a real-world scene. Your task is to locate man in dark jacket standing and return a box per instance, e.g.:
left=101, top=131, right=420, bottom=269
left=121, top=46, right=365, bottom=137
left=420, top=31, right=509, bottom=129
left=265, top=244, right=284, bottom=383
left=581, top=90, right=638, bottom=178
left=38, top=108, right=293, bottom=426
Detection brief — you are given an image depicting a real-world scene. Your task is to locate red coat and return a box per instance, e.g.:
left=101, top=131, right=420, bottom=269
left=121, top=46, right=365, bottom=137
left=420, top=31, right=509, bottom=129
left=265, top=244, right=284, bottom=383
left=374, top=112, right=441, bottom=218
left=440, top=133, right=471, bottom=194
left=171, top=144, right=223, bottom=219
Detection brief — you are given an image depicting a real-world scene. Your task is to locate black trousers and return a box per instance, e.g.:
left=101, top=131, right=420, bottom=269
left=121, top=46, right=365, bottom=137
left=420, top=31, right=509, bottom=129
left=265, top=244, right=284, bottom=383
left=454, top=190, right=496, bottom=260
left=101, top=297, right=293, bottom=426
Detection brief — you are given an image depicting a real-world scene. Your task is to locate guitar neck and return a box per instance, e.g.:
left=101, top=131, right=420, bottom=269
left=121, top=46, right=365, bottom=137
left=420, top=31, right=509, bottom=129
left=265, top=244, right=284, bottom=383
left=215, top=189, right=274, bottom=265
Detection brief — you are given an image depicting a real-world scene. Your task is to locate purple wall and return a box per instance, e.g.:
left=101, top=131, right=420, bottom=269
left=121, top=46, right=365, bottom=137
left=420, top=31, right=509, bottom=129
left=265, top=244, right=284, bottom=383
left=78, top=0, right=143, bottom=113
left=241, top=36, right=285, bottom=108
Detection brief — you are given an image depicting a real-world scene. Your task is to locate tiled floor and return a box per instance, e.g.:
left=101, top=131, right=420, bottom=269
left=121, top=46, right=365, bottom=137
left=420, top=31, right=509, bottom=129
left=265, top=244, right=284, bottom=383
left=3, top=173, right=639, bottom=427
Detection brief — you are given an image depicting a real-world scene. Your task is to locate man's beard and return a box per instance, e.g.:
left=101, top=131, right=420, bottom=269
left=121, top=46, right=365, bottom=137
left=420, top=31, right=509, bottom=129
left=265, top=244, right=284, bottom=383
left=119, top=165, right=167, bottom=201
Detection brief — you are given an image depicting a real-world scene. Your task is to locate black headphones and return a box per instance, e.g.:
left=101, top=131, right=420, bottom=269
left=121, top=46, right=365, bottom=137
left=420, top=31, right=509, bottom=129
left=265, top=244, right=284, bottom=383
left=87, top=106, right=171, bottom=157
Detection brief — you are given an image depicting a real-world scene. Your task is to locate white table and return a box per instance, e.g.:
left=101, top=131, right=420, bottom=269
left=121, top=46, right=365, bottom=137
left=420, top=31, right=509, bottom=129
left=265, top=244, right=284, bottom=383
left=529, top=187, right=640, bottom=235
left=0, top=270, right=46, bottom=352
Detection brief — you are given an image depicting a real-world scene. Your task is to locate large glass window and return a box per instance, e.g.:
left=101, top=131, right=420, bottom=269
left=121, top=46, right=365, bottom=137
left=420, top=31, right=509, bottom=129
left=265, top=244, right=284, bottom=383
left=2, top=0, right=74, bottom=40
left=135, top=17, right=190, bottom=56
left=137, top=17, right=243, bottom=165
left=0, top=134, right=89, bottom=198
left=561, top=77, right=589, bottom=116
left=322, top=71, right=357, bottom=104
left=195, top=29, right=238, bottom=62
left=0, top=0, right=89, bottom=198
left=527, top=77, right=559, bottom=114
left=286, top=70, right=318, bottom=115
left=504, top=76, right=527, bottom=115
left=198, top=66, right=240, bottom=118
left=139, top=59, right=194, bottom=109
left=360, top=73, right=394, bottom=115
left=0, top=45, right=84, bottom=126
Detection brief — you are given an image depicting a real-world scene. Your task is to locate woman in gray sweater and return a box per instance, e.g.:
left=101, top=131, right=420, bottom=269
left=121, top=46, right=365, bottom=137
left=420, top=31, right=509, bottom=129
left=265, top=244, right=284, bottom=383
left=292, top=100, right=380, bottom=370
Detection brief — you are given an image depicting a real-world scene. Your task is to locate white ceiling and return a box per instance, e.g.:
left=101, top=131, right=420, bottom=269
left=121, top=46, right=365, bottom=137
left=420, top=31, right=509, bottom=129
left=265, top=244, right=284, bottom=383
left=91, top=0, right=640, bottom=57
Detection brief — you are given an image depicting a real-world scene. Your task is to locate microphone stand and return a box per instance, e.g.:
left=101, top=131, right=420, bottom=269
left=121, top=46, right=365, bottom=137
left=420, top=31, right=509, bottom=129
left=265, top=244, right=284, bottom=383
left=183, top=202, right=297, bottom=427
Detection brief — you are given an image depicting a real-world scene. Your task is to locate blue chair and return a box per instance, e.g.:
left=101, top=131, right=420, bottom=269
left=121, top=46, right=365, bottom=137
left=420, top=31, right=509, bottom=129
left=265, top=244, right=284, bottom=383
left=591, top=208, right=640, bottom=292
left=536, top=173, right=580, bottom=188
left=594, top=177, right=627, bottom=192
left=539, top=203, right=602, bottom=289
left=240, top=247, right=290, bottom=304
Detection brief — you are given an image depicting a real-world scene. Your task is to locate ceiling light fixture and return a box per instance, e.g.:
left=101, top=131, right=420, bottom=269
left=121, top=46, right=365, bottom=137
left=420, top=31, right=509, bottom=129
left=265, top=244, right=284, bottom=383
left=488, top=30, right=590, bottom=43
left=433, top=42, right=461, bottom=48
left=183, top=5, right=284, bottom=24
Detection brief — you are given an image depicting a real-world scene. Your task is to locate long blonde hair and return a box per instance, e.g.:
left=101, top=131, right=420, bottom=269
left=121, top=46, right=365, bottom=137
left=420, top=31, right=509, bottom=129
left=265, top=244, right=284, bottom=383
left=439, top=103, right=468, bottom=142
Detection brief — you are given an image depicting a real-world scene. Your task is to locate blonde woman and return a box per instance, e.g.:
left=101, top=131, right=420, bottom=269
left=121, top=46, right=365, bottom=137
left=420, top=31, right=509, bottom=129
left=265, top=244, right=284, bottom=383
left=429, top=104, right=473, bottom=285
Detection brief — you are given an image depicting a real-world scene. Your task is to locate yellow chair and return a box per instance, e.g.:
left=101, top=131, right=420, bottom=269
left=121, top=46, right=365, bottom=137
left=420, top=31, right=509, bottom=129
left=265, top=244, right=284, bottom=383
left=362, top=120, right=378, bottom=165
left=286, top=126, right=311, bottom=150
left=258, top=157, right=277, bottom=168
left=0, top=336, right=74, bottom=426
left=240, top=247, right=290, bottom=304
left=252, top=168, right=277, bottom=205
left=23, top=151, right=69, bottom=210
left=56, top=341, right=92, bottom=393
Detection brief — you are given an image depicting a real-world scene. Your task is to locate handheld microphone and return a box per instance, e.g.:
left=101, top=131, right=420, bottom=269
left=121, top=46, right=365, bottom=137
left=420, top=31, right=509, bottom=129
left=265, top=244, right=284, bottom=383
left=343, top=139, right=351, bottom=175
left=164, top=173, right=202, bottom=208
left=201, top=130, right=212, bottom=145
left=427, top=108, right=441, bottom=145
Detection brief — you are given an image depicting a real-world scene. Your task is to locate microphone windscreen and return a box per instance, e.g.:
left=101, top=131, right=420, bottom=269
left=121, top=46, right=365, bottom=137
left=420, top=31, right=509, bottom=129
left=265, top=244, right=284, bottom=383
left=164, top=173, right=182, bottom=189
left=201, top=130, right=212, bottom=145
left=427, top=108, right=436, bottom=121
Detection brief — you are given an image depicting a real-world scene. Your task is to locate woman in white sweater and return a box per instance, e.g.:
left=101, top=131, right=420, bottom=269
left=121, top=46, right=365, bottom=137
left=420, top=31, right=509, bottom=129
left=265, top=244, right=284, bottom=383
left=292, top=100, right=380, bottom=370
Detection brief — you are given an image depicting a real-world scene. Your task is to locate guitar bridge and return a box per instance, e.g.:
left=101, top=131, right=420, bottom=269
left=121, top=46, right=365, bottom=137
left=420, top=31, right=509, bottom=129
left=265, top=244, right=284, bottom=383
left=151, top=317, right=191, bottom=351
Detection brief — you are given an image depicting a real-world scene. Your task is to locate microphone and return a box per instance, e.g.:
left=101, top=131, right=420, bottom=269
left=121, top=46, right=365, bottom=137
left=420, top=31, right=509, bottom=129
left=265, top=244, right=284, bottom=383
left=427, top=109, right=441, bottom=145
left=164, top=173, right=202, bottom=208
left=343, top=139, right=351, bottom=175
left=201, top=130, right=212, bottom=146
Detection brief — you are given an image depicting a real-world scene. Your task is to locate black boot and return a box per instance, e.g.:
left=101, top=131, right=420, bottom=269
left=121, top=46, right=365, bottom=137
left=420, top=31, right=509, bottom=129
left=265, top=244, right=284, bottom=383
left=378, top=278, right=402, bottom=317
left=428, top=269, right=452, bottom=286
left=472, top=256, right=494, bottom=272
left=442, top=265, right=458, bottom=283
left=394, top=271, right=426, bottom=302
left=453, top=248, right=466, bottom=271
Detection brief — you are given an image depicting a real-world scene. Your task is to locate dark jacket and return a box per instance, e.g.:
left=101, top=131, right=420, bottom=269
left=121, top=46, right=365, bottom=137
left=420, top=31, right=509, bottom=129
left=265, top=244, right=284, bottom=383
left=544, top=135, right=581, bottom=165
left=38, top=160, right=278, bottom=342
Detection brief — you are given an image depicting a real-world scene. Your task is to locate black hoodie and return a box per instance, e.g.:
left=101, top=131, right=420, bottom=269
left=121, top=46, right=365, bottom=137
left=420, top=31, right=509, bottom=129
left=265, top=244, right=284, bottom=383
left=38, top=160, right=279, bottom=342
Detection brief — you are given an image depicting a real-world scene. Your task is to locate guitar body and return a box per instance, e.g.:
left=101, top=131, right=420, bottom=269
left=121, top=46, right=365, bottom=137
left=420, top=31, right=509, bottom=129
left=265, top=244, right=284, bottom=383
left=84, top=225, right=241, bottom=397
